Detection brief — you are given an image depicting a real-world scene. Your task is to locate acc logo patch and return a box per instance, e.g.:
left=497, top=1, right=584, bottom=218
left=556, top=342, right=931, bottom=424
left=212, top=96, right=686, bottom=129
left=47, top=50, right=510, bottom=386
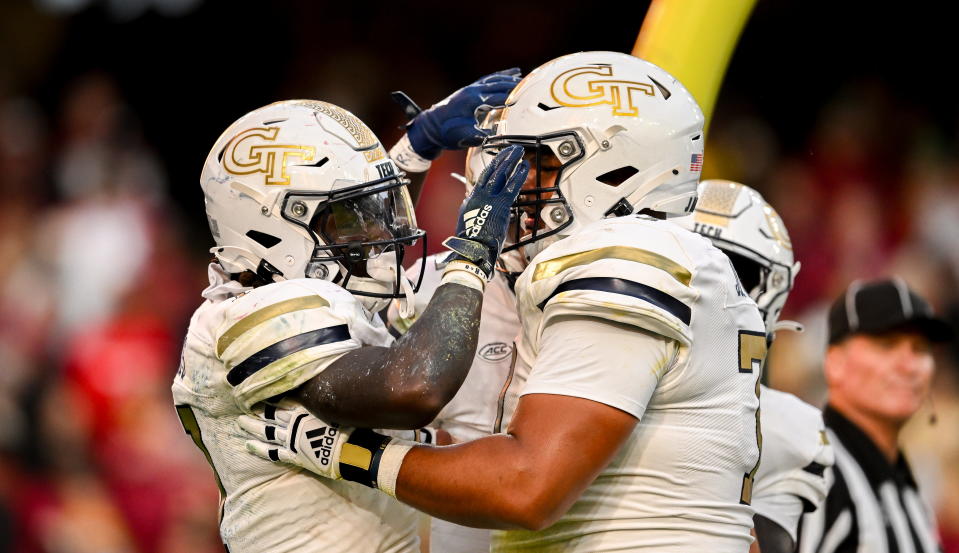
left=550, top=65, right=657, bottom=117
left=223, top=127, right=315, bottom=185
left=478, top=342, right=512, bottom=362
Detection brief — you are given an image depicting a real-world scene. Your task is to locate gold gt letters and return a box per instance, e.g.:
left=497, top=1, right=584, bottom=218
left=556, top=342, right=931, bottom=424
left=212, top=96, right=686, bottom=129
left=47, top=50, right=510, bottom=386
left=550, top=65, right=656, bottom=117
left=223, top=127, right=316, bottom=185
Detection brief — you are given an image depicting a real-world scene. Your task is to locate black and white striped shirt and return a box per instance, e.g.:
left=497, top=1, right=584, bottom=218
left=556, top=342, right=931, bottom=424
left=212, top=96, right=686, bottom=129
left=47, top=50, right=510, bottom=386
left=798, top=406, right=942, bottom=553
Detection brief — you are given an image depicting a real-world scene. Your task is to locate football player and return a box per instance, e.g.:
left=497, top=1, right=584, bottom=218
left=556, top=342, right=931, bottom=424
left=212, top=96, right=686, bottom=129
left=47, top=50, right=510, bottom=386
left=172, top=93, right=528, bottom=552
left=679, top=180, right=835, bottom=553
left=243, top=52, right=768, bottom=552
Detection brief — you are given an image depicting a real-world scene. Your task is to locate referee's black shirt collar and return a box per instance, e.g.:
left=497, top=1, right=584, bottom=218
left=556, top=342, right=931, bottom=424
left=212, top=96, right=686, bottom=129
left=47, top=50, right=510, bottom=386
left=824, top=404, right=918, bottom=489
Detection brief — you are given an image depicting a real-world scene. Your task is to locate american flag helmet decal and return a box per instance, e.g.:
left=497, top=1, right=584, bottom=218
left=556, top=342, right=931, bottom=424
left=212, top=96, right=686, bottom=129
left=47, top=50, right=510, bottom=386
left=689, top=153, right=703, bottom=172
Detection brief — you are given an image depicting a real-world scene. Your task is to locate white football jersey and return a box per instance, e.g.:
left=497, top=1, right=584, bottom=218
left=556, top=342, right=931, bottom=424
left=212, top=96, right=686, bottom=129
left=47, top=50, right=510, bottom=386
left=493, top=215, right=765, bottom=553
left=752, top=386, right=833, bottom=541
left=389, top=254, right=521, bottom=553
left=172, top=268, right=419, bottom=553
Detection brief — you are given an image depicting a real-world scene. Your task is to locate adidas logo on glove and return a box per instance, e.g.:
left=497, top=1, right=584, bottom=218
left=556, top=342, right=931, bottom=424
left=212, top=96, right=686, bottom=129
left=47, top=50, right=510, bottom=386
left=464, top=204, right=492, bottom=238
left=308, top=426, right=339, bottom=466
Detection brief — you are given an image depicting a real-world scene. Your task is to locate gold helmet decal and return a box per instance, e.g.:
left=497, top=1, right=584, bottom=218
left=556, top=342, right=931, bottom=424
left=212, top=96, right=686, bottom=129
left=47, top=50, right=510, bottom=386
left=294, top=100, right=384, bottom=162
left=695, top=180, right=744, bottom=228
left=550, top=65, right=656, bottom=117
left=223, top=127, right=316, bottom=186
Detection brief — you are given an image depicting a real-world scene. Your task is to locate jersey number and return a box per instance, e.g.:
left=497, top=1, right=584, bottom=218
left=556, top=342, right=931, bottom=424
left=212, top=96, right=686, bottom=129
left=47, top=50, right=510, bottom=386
left=738, top=330, right=767, bottom=504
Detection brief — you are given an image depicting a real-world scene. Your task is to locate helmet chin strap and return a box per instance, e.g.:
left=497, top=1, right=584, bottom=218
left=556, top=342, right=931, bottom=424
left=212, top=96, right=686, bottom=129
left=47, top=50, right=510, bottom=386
left=395, top=274, right=416, bottom=319
left=498, top=247, right=528, bottom=275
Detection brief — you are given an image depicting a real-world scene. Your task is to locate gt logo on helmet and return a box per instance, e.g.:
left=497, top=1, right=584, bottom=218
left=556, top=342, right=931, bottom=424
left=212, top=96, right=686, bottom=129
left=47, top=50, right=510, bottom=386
left=223, top=126, right=316, bottom=185
left=550, top=65, right=656, bottom=117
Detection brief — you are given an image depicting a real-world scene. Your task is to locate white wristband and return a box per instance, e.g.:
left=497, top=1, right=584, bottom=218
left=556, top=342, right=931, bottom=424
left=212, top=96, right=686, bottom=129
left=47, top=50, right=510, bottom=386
left=389, top=134, right=432, bottom=173
left=376, top=439, right=414, bottom=498
left=442, top=262, right=486, bottom=291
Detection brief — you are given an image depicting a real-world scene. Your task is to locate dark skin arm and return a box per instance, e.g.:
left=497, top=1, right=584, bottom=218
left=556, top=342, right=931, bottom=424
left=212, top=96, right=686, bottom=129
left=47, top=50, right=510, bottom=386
left=293, top=282, right=481, bottom=430
left=394, top=393, right=637, bottom=530
left=406, top=170, right=427, bottom=207
left=751, top=514, right=795, bottom=553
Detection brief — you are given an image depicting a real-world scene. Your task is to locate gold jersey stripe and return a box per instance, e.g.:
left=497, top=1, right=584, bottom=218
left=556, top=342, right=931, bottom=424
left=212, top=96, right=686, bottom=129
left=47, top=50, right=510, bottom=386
left=216, top=296, right=330, bottom=356
left=532, top=245, right=692, bottom=286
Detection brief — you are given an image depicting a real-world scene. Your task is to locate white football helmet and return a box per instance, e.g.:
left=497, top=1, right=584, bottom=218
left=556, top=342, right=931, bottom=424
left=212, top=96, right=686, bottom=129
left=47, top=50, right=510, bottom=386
left=677, top=179, right=802, bottom=338
left=201, top=100, right=425, bottom=313
left=481, top=51, right=705, bottom=259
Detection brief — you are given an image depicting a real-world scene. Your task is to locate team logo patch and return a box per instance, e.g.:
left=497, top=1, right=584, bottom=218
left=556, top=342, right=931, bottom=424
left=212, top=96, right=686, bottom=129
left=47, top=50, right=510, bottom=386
left=550, top=65, right=657, bottom=117
left=478, top=342, right=512, bottom=362
left=223, top=126, right=315, bottom=185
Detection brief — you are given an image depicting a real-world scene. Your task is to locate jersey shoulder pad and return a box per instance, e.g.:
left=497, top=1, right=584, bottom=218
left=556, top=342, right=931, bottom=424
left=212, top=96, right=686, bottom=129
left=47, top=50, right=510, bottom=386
left=387, top=253, right=447, bottom=334
left=518, top=217, right=699, bottom=345
left=214, top=279, right=366, bottom=411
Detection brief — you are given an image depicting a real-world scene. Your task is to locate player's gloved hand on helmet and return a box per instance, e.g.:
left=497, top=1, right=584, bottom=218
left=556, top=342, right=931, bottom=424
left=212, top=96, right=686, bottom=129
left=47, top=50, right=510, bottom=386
left=406, top=68, right=521, bottom=160
left=442, top=145, right=529, bottom=282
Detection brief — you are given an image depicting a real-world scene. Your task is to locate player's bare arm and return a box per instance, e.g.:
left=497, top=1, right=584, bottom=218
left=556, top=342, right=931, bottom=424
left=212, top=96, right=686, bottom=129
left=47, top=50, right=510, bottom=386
left=293, top=145, right=528, bottom=430
left=242, top=386, right=637, bottom=530
left=292, top=282, right=482, bottom=429
left=240, top=313, right=670, bottom=530
left=384, top=313, right=667, bottom=530
left=289, top=70, right=524, bottom=429
left=393, top=392, right=636, bottom=530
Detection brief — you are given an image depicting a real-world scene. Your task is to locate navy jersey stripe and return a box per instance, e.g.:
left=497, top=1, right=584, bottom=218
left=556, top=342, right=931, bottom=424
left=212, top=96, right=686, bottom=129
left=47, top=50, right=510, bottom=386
left=537, top=277, right=691, bottom=325
left=226, top=324, right=351, bottom=386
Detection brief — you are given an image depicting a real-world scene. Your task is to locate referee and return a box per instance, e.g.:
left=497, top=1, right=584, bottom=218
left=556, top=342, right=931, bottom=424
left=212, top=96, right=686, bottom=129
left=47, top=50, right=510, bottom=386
left=798, top=278, right=952, bottom=553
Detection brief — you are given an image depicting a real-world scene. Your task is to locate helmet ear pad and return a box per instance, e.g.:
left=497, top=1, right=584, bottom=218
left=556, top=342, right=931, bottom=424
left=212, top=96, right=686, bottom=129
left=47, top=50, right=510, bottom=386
left=205, top=184, right=316, bottom=279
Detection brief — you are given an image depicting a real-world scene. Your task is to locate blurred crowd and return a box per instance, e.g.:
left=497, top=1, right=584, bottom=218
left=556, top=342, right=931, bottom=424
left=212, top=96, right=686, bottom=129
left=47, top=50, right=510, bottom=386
left=1, top=35, right=958, bottom=553
left=0, top=73, right=221, bottom=552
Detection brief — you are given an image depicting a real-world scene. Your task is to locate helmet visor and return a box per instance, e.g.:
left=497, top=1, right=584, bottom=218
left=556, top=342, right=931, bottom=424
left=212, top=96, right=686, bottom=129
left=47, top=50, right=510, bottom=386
left=311, top=183, right=417, bottom=259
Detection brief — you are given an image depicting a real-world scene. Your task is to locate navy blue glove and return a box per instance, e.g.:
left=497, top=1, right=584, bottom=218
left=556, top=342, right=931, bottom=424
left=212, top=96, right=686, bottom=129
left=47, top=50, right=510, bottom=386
left=407, top=69, right=522, bottom=160
left=443, top=145, right=529, bottom=280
